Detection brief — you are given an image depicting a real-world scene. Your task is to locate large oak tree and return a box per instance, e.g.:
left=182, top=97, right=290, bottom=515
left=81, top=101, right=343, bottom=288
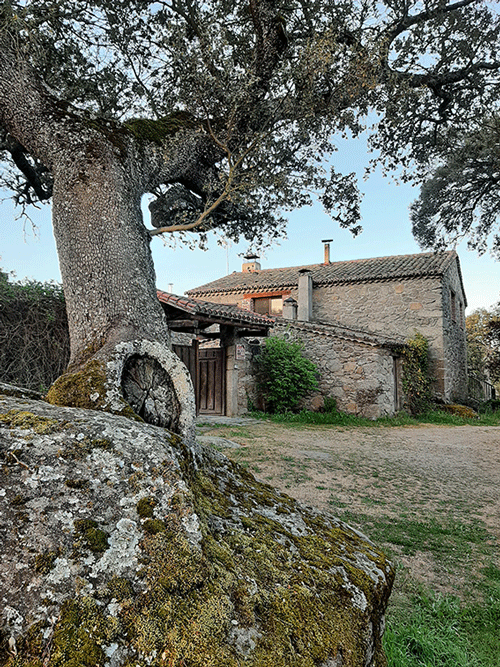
left=1, top=0, right=499, bottom=427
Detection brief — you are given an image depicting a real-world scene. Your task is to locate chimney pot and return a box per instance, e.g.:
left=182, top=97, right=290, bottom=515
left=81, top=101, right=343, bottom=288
left=282, top=297, right=298, bottom=321
left=297, top=272, right=313, bottom=322
left=242, top=255, right=261, bottom=272
left=321, top=239, right=333, bottom=264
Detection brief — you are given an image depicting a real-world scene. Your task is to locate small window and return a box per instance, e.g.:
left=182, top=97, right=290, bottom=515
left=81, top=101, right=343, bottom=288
left=254, top=296, right=282, bottom=316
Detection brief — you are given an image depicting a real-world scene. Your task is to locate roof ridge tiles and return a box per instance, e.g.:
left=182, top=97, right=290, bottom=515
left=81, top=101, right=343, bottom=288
left=186, top=251, right=457, bottom=296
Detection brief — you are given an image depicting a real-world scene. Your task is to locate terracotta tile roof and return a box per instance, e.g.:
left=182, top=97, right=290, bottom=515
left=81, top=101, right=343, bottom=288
left=187, top=251, right=460, bottom=296
left=157, top=290, right=274, bottom=328
left=279, top=319, right=406, bottom=348
left=157, top=291, right=404, bottom=347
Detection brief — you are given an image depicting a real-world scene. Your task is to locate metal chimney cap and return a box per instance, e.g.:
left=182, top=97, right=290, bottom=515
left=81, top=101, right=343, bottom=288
left=321, top=239, right=333, bottom=243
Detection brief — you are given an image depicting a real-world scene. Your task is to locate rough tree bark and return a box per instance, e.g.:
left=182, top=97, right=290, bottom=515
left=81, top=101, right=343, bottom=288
left=51, top=139, right=167, bottom=364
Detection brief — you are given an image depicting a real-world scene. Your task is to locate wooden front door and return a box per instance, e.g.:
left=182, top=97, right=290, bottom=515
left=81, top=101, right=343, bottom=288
left=198, top=348, right=225, bottom=415
left=172, top=343, right=225, bottom=415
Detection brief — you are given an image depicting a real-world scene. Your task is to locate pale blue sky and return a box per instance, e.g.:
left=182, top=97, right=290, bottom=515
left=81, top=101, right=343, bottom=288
left=1, top=136, right=498, bottom=314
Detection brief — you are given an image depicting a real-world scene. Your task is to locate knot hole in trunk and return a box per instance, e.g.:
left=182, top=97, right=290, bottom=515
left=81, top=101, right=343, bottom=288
left=122, top=354, right=181, bottom=433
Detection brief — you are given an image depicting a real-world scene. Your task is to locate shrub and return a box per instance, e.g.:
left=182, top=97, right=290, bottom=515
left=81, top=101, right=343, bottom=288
left=401, top=332, right=433, bottom=416
left=442, top=404, right=478, bottom=419
left=0, top=269, right=70, bottom=391
left=254, top=337, right=318, bottom=413
left=323, top=396, right=338, bottom=414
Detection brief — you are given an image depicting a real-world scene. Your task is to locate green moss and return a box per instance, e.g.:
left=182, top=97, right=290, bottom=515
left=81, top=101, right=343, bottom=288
left=115, top=402, right=144, bottom=422
left=142, top=519, right=167, bottom=535
left=136, top=497, right=156, bottom=518
left=34, top=551, right=58, bottom=575
left=443, top=404, right=478, bottom=419
left=91, top=438, right=113, bottom=450
left=74, top=519, right=109, bottom=553
left=46, top=359, right=143, bottom=422
left=46, top=360, right=107, bottom=410
left=124, top=112, right=197, bottom=144
left=0, top=409, right=59, bottom=434
left=169, top=491, right=188, bottom=510
left=10, top=494, right=28, bottom=506
left=64, top=478, right=89, bottom=490
left=84, top=117, right=129, bottom=156
left=61, top=436, right=113, bottom=460
left=1, top=597, right=121, bottom=666
left=49, top=597, right=114, bottom=667
left=107, top=576, right=136, bottom=602
left=5, top=619, right=47, bottom=666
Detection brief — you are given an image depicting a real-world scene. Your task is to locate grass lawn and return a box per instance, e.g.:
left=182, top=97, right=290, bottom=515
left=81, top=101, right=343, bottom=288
left=198, top=408, right=500, bottom=667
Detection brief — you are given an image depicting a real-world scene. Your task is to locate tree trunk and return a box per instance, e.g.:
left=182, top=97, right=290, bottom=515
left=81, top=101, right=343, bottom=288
left=51, top=139, right=166, bottom=366
left=45, top=137, right=196, bottom=438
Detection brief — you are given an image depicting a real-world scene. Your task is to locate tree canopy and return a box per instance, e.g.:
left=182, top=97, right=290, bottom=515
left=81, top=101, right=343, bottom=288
left=411, top=115, right=500, bottom=258
left=466, top=305, right=500, bottom=388
left=1, top=0, right=499, bottom=253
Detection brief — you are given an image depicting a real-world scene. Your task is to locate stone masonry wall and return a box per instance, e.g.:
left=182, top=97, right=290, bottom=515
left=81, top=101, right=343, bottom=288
left=274, top=322, right=398, bottom=418
left=236, top=324, right=399, bottom=419
left=232, top=337, right=262, bottom=415
left=185, top=260, right=468, bottom=409
left=440, top=264, right=468, bottom=402
left=195, top=278, right=453, bottom=400
left=194, top=293, right=242, bottom=307
left=306, top=277, right=449, bottom=399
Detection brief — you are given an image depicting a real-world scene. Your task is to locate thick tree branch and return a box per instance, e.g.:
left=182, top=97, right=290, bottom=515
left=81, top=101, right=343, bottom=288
left=248, top=0, right=288, bottom=90
left=385, top=0, right=477, bottom=42
left=0, top=28, right=74, bottom=169
left=0, top=131, right=52, bottom=202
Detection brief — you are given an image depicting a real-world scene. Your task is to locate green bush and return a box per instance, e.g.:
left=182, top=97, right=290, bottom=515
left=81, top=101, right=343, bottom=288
left=254, top=337, right=318, bottom=413
left=323, top=396, right=338, bottom=413
left=0, top=269, right=70, bottom=392
left=401, top=332, right=433, bottom=416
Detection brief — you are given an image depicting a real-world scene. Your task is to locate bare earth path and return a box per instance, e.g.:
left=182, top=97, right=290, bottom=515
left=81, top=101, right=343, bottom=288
left=197, top=420, right=500, bottom=597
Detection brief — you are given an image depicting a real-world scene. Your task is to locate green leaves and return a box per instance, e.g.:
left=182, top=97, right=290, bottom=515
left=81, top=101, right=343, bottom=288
left=401, top=331, right=433, bottom=415
left=254, top=337, right=318, bottom=413
left=411, top=116, right=500, bottom=258
left=1, top=0, right=499, bottom=252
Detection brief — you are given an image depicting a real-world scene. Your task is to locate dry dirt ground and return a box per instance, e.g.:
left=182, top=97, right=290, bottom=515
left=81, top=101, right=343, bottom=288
left=197, top=419, right=500, bottom=598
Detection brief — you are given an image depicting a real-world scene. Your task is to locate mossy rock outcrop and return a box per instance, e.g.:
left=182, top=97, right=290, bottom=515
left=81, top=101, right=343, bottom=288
left=0, top=392, right=394, bottom=666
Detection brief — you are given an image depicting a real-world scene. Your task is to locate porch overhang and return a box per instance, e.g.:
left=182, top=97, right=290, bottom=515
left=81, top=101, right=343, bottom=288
left=157, top=290, right=273, bottom=337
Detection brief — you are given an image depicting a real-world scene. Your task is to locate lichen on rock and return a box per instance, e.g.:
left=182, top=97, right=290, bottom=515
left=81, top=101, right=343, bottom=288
left=0, top=393, right=394, bottom=667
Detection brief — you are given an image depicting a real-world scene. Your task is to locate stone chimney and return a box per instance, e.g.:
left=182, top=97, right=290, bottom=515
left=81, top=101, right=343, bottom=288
left=282, top=297, right=298, bottom=321
left=298, top=269, right=312, bottom=322
left=322, top=239, right=333, bottom=264
left=242, top=254, right=261, bottom=273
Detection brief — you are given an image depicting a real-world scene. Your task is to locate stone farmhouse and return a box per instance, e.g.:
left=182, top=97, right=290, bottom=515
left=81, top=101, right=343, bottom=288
left=160, top=246, right=467, bottom=418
